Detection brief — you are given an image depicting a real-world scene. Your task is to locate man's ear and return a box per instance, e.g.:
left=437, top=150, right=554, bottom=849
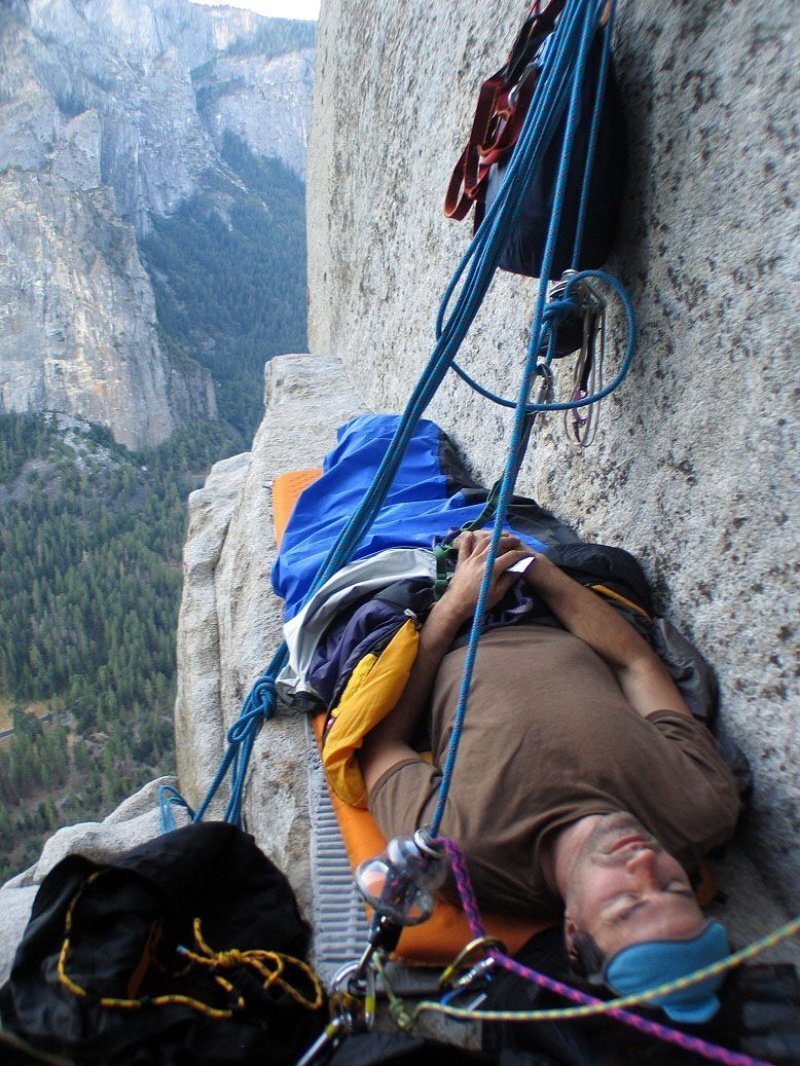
left=564, top=914, right=579, bottom=963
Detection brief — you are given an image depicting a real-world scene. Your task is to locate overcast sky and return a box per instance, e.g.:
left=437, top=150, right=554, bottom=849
left=191, top=0, right=320, bottom=20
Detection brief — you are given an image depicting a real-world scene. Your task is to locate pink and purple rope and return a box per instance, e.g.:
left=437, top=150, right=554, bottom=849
left=438, top=837, right=773, bottom=1066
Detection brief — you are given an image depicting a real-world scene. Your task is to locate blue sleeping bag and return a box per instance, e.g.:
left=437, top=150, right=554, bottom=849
left=271, top=414, right=576, bottom=622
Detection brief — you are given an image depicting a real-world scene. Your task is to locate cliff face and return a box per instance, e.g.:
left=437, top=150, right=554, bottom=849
left=1, top=0, right=216, bottom=227
left=173, top=355, right=365, bottom=913
left=0, top=170, right=213, bottom=449
left=0, top=0, right=313, bottom=448
left=306, top=0, right=799, bottom=902
left=194, top=48, right=314, bottom=182
left=6, top=0, right=314, bottom=224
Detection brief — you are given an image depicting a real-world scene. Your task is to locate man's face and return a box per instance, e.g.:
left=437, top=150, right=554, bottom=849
left=563, top=812, right=705, bottom=960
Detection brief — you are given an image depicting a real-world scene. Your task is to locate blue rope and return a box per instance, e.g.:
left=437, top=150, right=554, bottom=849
left=182, top=643, right=289, bottom=826
left=428, top=0, right=616, bottom=836
left=158, top=784, right=194, bottom=833
left=161, top=0, right=632, bottom=833
left=449, top=269, right=636, bottom=411
left=571, top=3, right=616, bottom=268
left=447, top=4, right=624, bottom=413
left=436, top=0, right=585, bottom=346
left=309, top=0, right=608, bottom=590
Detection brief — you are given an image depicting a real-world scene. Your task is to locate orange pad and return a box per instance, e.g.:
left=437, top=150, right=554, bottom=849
left=310, top=716, right=549, bottom=965
left=272, top=468, right=322, bottom=547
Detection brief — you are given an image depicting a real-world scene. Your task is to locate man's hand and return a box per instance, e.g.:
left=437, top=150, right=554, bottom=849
left=361, top=529, right=532, bottom=795
left=441, top=529, right=533, bottom=625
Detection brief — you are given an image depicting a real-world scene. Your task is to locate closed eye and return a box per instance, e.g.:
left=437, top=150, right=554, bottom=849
left=665, top=882, right=695, bottom=897
left=612, top=900, right=646, bottom=925
left=611, top=884, right=695, bottom=925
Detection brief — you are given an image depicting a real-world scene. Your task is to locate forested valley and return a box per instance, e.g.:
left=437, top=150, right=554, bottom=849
left=0, top=136, right=308, bottom=880
left=0, top=413, right=235, bottom=879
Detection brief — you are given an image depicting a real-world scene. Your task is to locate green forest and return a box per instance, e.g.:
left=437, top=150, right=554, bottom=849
left=0, top=115, right=309, bottom=878
left=0, top=413, right=239, bottom=879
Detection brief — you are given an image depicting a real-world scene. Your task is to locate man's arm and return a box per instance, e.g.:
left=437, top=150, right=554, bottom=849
left=523, top=551, right=693, bottom=719
left=360, top=531, right=531, bottom=794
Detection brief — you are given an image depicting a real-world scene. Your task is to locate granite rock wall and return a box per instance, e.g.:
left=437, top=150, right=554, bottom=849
left=174, top=353, right=365, bottom=913
left=0, top=170, right=215, bottom=449
left=307, top=0, right=799, bottom=905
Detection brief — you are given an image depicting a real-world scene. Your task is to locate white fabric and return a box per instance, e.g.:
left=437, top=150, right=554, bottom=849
left=278, top=547, right=435, bottom=696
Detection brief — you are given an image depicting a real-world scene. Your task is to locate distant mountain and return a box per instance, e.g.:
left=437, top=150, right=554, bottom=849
left=0, top=0, right=314, bottom=448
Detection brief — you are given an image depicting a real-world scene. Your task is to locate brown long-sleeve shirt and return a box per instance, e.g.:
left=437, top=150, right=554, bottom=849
left=369, top=624, right=740, bottom=917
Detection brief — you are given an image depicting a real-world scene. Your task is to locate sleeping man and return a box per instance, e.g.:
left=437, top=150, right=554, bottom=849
left=359, top=530, right=741, bottom=1022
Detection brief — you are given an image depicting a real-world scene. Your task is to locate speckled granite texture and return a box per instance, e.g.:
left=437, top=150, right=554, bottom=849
left=307, top=0, right=799, bottom=908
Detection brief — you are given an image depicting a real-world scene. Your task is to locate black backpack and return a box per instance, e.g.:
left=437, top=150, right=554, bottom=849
left=0, top=822, right=326, bottom=1065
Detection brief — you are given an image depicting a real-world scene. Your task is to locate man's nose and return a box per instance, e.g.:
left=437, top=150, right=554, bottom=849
left=624, top=847, right=658, bottom=888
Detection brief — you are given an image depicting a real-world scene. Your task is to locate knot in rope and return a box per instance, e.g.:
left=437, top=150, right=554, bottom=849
left=226, top=677, right=278, bottom=745
left=542, top=294, right=579, bottom=325
left=180, top=919, right=326, bottom=1012
left=249, top=675, right=278, bottom=716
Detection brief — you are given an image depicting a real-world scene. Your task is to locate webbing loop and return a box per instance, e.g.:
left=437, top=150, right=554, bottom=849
left=432, top=542, right=456, bottom=602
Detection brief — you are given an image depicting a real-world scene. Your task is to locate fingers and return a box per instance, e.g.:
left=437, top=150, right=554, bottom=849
left=445, top=530, right=536, bottom=619
left=454, top=530, right=475, bottom=558
left=451, top=530, right=532, bottom=582
left=453, top=529, right=525, bottom=557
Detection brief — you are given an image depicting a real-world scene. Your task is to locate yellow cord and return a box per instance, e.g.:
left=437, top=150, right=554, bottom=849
left=186, top=918, right=325, bottom=1011
left=589, top=584, right=651, bottom=620
left=57, top=874, right=325, bottom=1020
